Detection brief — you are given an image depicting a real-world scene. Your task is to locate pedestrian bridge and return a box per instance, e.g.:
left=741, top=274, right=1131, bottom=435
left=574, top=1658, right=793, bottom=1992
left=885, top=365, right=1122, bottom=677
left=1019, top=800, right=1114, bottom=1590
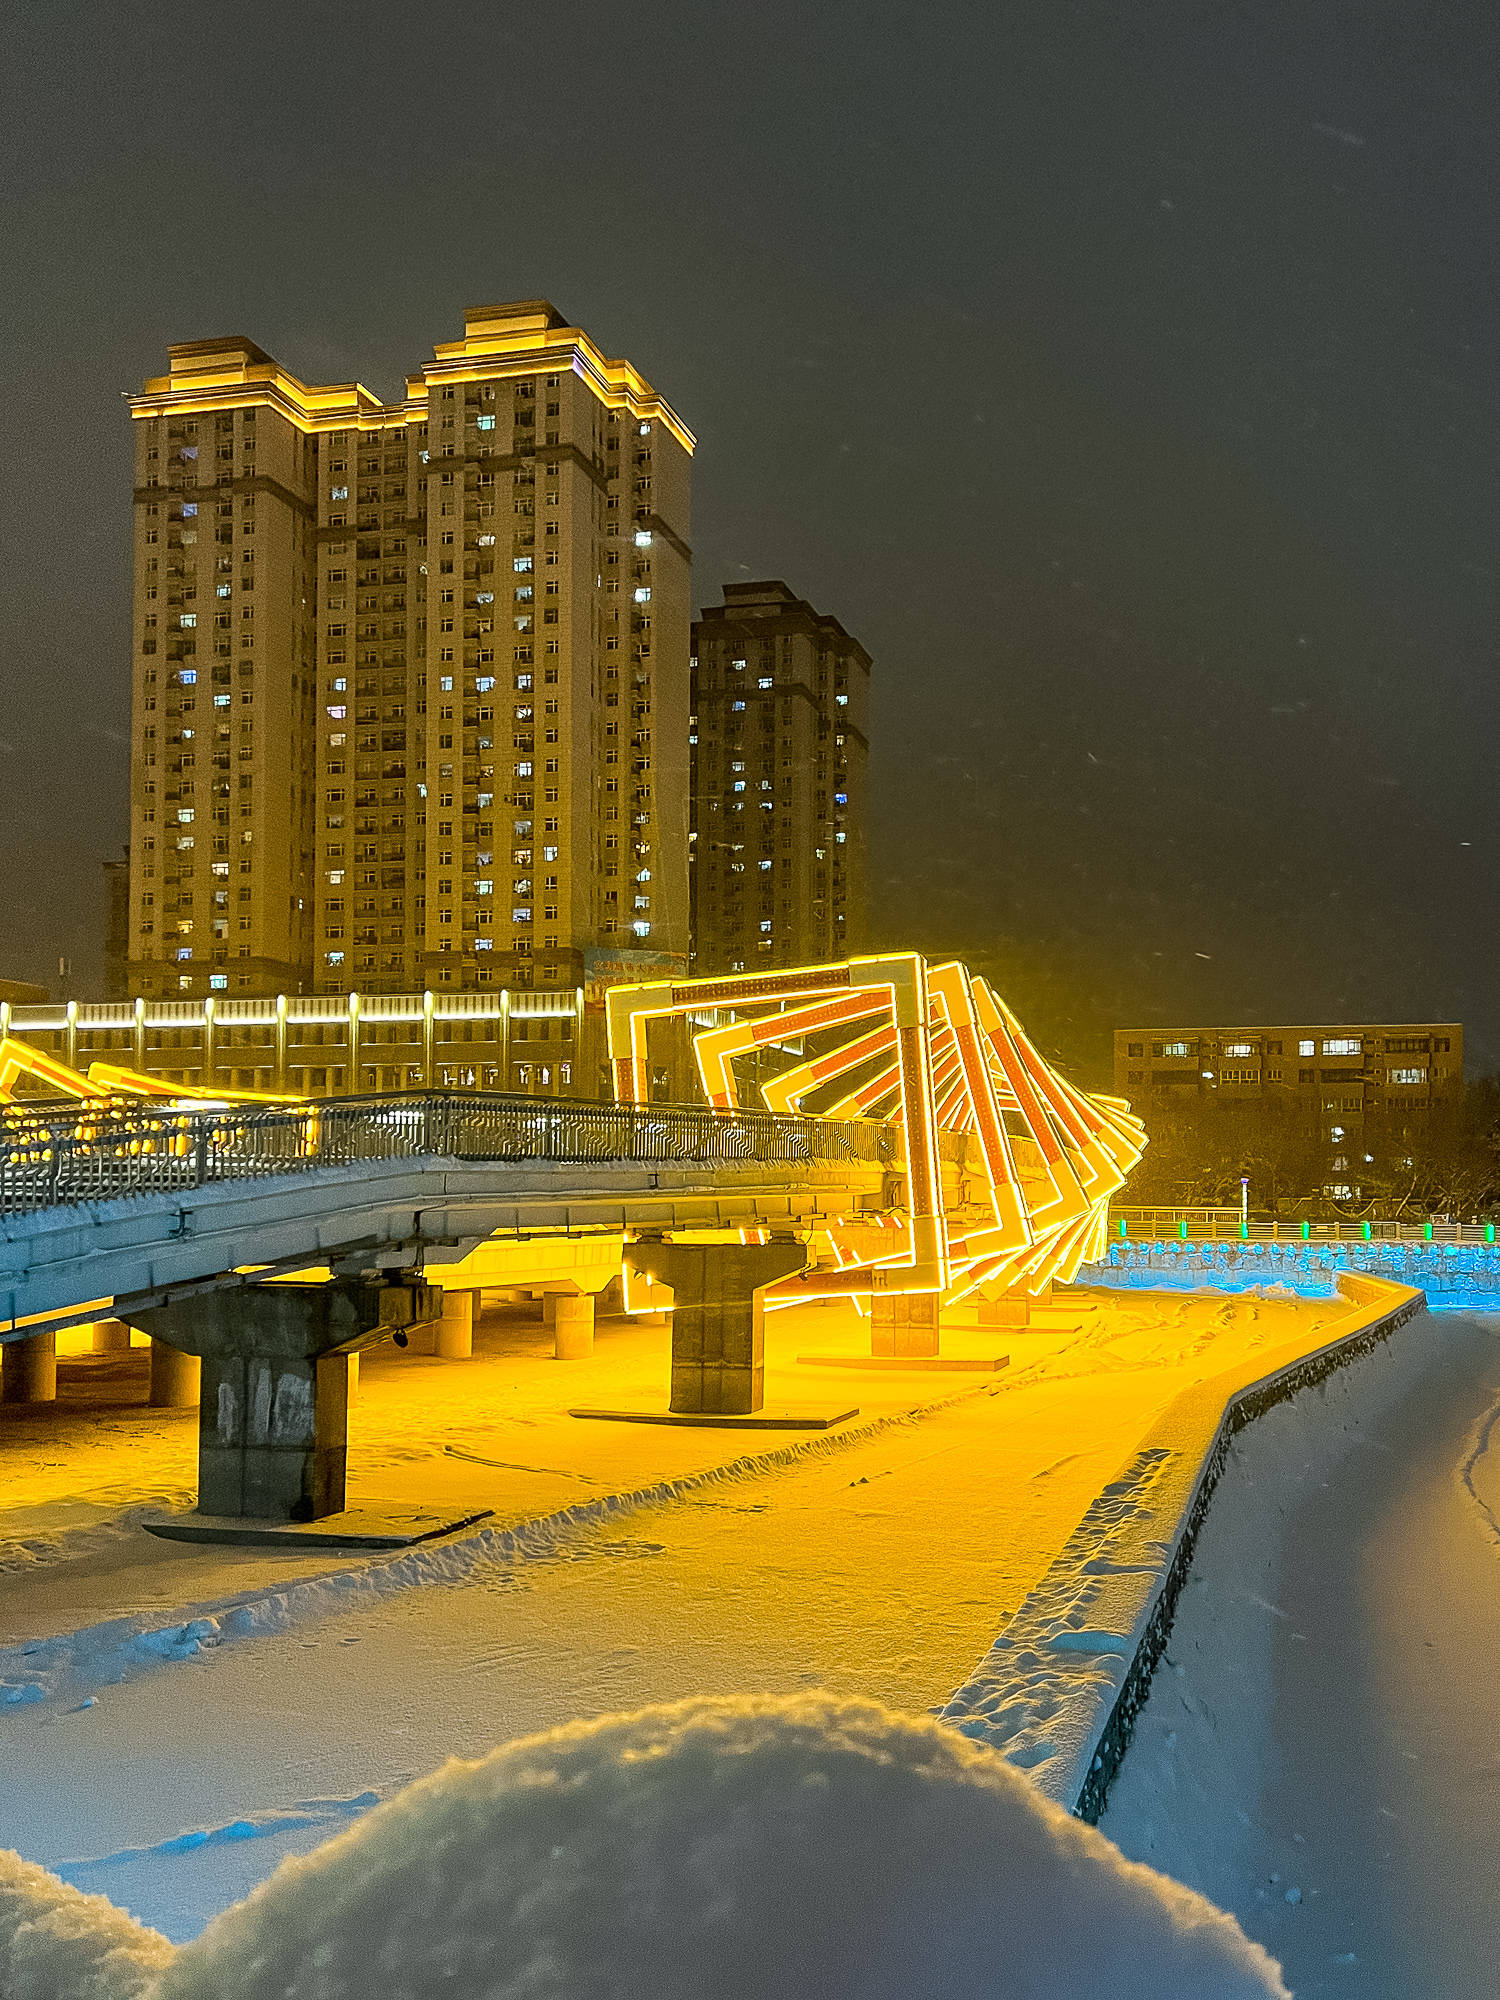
left=0, top=1091, right=893, bottom=1331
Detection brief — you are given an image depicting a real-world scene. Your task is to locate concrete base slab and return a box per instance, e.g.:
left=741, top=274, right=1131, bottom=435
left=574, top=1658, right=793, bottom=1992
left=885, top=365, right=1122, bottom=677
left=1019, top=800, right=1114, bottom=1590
left=569, top=1405, right=859, bottom=1431
left=143, top=1506, right=493, bottom=1550
left=797, top=1353, right=1010, bottom=1373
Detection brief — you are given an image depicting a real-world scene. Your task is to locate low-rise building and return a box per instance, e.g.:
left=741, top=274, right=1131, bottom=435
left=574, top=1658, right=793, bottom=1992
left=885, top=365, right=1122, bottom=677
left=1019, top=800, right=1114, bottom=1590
left=1114, top=1021, right=1463, bottom=1125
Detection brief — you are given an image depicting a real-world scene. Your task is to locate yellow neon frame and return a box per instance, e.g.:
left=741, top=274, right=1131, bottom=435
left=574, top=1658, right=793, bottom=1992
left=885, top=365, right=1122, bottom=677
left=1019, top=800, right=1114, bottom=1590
left=603, top=952, right=1146, bottom=1309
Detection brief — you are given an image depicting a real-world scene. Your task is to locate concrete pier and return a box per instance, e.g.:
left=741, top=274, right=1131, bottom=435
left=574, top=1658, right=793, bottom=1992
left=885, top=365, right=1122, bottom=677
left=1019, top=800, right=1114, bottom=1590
left=976, top=1295, right=1030, bottom=1329
left=627, top=1238, right=809, bottom=1415
left=122, top=1279, right=436, bottom=1519
left=435, top=1289, right=475, bottom=1360
left=870, top=1282, right=940, bottom=1358
left=1, top=1332, right=56, bottom=1404
left=550, top=1293, right=595, bottom=1361
left=149, top=1339, right=201, bottom=1409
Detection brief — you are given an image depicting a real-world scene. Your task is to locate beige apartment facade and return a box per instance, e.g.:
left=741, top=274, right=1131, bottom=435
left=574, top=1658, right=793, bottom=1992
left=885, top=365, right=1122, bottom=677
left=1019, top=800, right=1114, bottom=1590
left=689, top=582, right=869, bottom=975
left=1114, top=1021, right=1463, bottom=1125
left=126, top=302, right=693, bottom=1002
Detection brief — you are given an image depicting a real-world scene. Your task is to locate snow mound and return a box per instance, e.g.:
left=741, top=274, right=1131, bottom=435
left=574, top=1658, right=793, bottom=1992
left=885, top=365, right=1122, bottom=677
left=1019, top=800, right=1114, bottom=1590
left=0, top=1848, right=172, bottom=1999
left=159, top=1693, right=1288, bottom=1999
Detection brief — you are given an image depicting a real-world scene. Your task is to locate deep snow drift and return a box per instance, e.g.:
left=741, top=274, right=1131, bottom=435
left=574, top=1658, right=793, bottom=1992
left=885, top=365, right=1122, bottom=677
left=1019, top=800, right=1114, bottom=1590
left=0, top=1849, right=171, bottom=1998
left=1, top=1694, right=1288, bottom=2000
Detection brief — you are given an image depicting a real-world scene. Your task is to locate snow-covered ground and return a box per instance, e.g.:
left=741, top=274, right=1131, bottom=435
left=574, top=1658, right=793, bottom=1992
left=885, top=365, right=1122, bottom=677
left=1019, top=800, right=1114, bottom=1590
left=1102, top=1308, right=1500, bottom=1998
left=0, top=1287, right=1348, bottom=1943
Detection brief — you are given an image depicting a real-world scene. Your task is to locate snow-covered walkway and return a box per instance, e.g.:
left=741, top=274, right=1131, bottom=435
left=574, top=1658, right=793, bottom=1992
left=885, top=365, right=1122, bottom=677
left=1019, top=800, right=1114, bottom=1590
left=1103, top=1310, right=1500, bottom=1999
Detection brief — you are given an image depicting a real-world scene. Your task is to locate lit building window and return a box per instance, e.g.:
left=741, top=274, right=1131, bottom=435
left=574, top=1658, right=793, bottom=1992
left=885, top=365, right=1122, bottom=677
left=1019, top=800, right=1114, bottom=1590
left=1322, top=1037, right=1361, bottom=1057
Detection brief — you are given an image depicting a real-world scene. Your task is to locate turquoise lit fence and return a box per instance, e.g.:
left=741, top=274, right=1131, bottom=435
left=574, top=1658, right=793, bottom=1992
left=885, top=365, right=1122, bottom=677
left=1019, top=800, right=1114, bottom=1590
left=1078, top=1236, right=1500, bottom=1310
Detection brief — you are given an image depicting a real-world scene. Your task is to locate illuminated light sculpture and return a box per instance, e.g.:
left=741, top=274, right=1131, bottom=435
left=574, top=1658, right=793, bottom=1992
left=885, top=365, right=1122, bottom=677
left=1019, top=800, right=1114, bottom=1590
left=606, top=954, right=1147, bottom=1321
left=0, top=1037, right=297, bottom=1109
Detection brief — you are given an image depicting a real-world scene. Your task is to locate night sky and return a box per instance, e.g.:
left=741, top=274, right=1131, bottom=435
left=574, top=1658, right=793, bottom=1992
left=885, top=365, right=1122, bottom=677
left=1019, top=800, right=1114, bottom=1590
left=4, top=0, right=1499, bottom=1083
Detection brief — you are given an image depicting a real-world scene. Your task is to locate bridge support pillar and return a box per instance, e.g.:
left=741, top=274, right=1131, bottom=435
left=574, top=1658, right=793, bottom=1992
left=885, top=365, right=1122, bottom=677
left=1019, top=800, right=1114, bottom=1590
left=435, top=1289, right=475, bottom=1360
left=149, top=1340, right=201, bottom=1409
left=120, top=1279, right=436, bottom=1520
left=626, top=1239, right=808, bottom=1415
left=91, top=1319, right=133, bottom=1355
left=976, top=1294, right=1029, bottom=1329
left=550, top=1293, right=595, bottom=1361
left=2, top=1333, right=56, bottom=1405
left=870, top=1278, right=940, bottom=1358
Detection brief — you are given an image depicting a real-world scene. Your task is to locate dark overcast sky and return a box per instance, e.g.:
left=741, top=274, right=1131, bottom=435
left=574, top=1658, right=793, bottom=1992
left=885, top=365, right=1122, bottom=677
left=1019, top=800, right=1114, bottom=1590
left=3, top=0, right=1499, bottom=1081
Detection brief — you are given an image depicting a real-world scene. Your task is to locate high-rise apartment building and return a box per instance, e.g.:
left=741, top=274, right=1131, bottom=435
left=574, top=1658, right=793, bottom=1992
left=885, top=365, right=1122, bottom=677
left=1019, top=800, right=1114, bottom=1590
left=126, top=302, right=693, bottom=1000
left=689, top=582, right=869, bottom=974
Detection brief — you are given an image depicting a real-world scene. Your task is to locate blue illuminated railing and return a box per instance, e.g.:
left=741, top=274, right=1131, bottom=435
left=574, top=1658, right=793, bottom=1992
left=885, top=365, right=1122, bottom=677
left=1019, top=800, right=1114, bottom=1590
left=0, top=1092, right=893, bottom=1217
left=1082, top=1234, right=1500, bottom=1309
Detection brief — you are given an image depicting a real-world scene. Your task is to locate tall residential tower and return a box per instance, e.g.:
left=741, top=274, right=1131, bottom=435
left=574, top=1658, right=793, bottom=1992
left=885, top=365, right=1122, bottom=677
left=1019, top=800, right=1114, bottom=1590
left=689, top=581, right=870, bottom=974
left=126, top=303, right=693, bottom=999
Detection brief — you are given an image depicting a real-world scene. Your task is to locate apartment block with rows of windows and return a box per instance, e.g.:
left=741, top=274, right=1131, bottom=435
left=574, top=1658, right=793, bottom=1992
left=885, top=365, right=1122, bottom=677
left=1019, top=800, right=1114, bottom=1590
left=125, top=302, right=693, bottom=1002
left=689, top=581, right=869, bottom=974
left=1113, top=1022, right=1464, bottom=1121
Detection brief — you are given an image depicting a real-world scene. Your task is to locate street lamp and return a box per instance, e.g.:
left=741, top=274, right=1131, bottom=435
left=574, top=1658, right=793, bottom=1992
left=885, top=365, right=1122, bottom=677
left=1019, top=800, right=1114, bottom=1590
left=1240, top=1175, right=1249, bottom=1230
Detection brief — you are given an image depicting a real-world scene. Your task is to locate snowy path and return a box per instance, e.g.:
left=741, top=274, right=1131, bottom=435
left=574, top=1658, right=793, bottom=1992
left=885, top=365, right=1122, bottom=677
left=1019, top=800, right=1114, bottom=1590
left=0, top=1288, right=1347, bottom=1944
left=1103, top=1311, right=1500, bottom=1999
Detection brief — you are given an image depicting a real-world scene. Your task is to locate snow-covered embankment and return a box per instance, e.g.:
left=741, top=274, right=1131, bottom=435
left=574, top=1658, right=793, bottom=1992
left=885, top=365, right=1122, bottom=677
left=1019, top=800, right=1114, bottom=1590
left=938, top=1273, right=1424, bottom=1813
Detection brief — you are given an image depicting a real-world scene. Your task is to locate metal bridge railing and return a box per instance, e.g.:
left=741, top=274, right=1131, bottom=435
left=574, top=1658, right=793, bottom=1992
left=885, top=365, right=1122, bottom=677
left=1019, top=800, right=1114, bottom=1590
left=0, top=1092, right=895, bottom=1218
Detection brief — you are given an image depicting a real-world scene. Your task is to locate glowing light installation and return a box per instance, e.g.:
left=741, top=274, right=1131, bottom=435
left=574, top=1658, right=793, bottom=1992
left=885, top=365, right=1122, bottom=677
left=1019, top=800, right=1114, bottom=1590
left=607, top=953, right=1147, bottom=1305
left=0, top=1036, right=296, bottom=1108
